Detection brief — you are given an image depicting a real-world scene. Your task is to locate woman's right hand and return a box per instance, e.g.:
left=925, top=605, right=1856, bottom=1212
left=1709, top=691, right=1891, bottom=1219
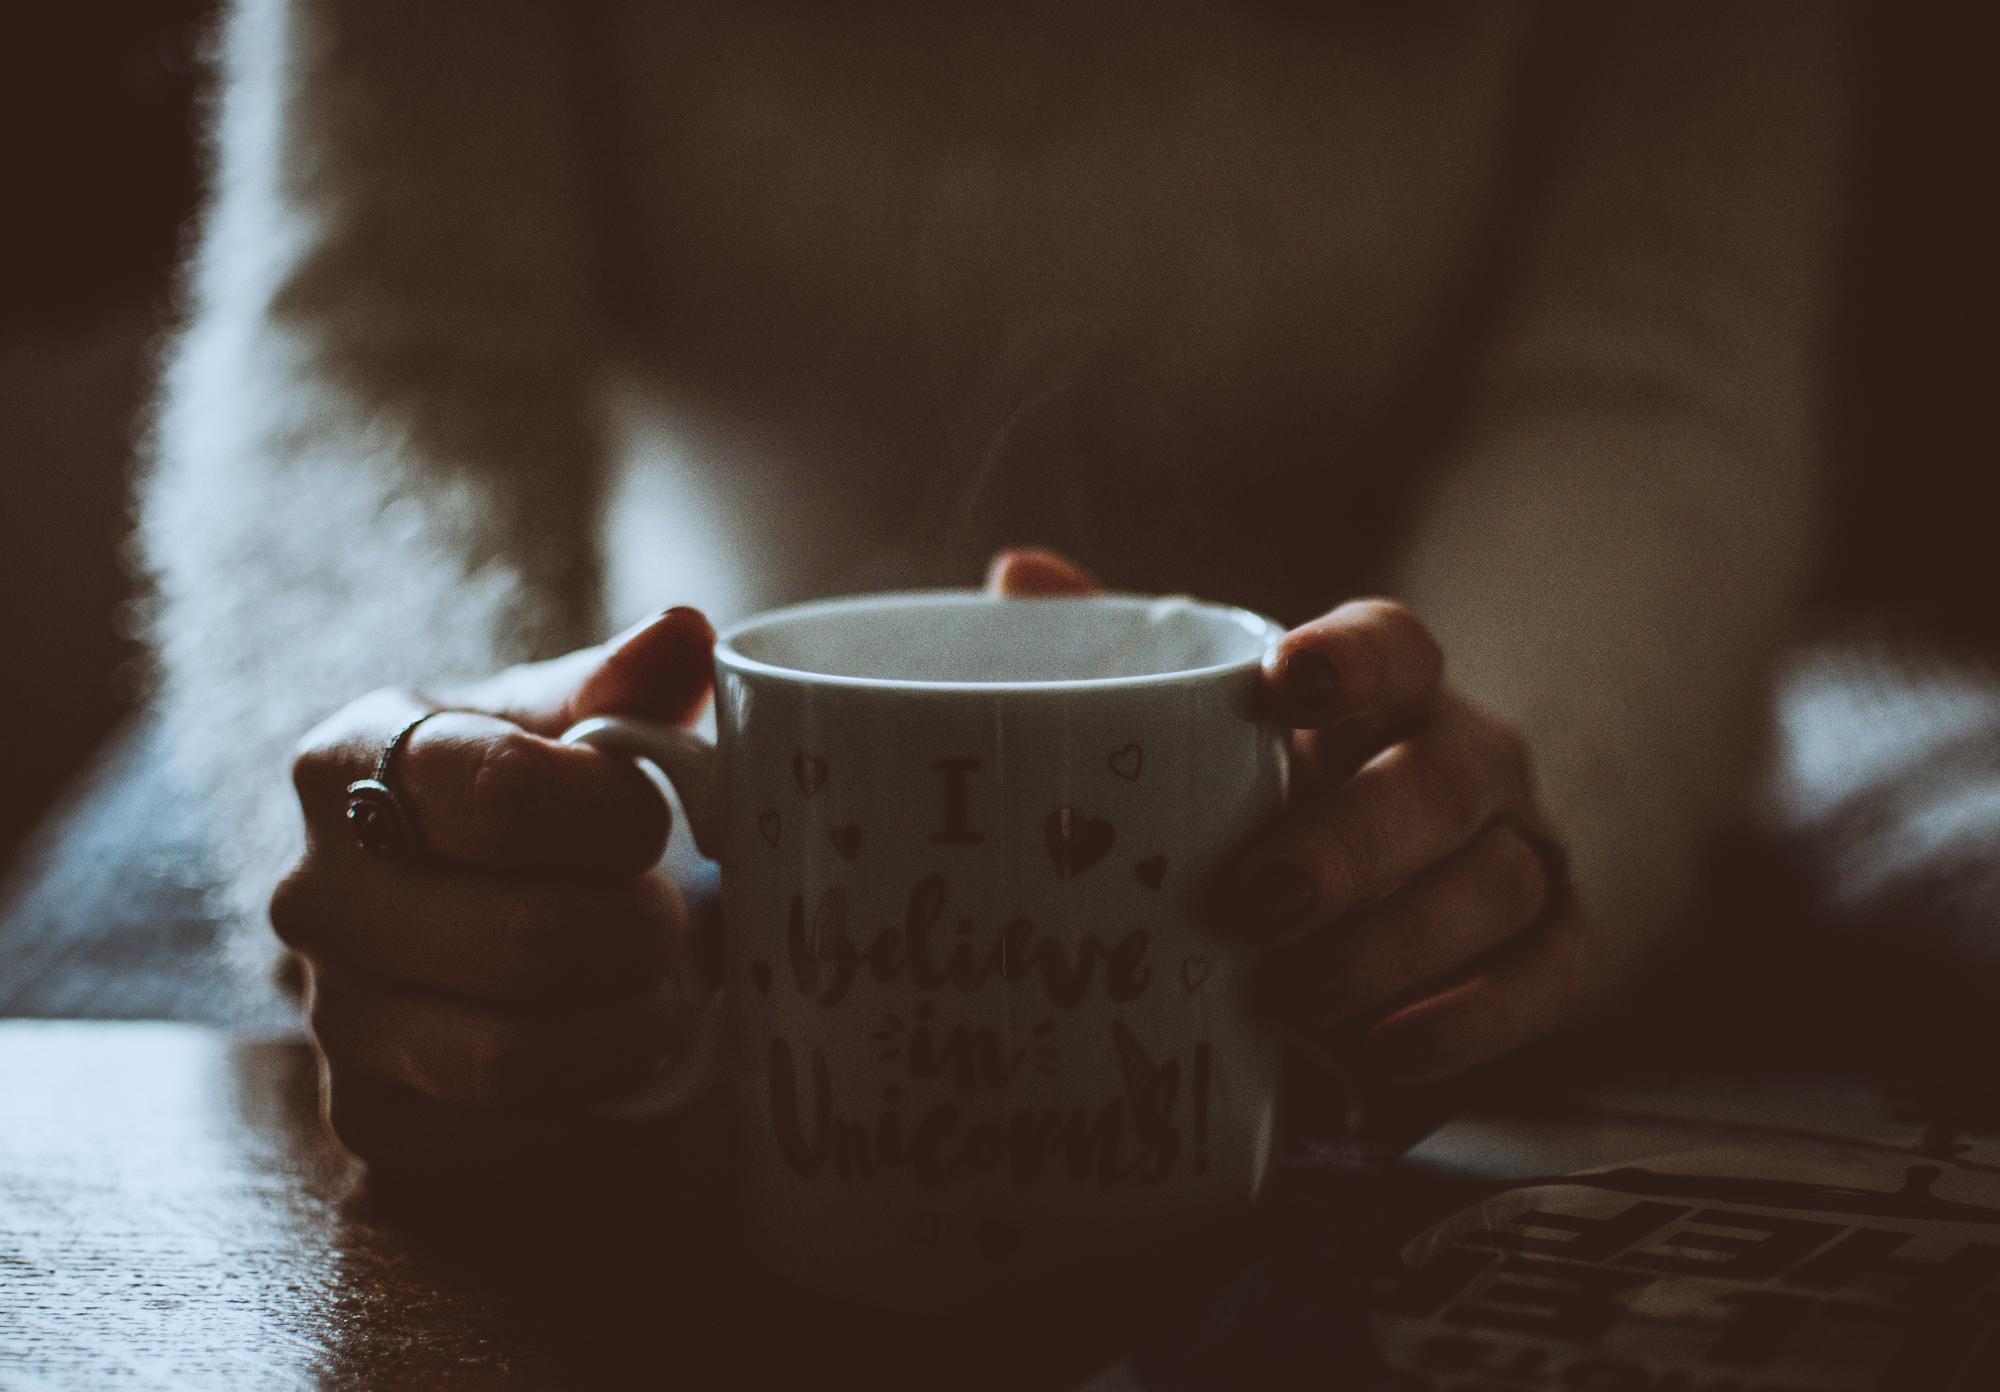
left=273, top=608, right=719, bottom=1171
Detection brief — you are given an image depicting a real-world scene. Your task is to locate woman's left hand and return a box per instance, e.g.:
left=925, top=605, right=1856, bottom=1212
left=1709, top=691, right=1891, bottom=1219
left=985, top=547, right=1594, bottom=1096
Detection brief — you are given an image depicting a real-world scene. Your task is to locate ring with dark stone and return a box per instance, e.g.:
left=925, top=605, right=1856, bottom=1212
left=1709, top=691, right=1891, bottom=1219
left=344, top=778, right=415, bottom=858
left=344, top=709, right=452, bottom=860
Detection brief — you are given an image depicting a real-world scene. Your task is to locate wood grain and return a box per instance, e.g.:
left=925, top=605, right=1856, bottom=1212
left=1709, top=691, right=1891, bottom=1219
left=15, top=1022, right=1993, bottom=1389
left=0, top=1022, right=1142, bottom=1390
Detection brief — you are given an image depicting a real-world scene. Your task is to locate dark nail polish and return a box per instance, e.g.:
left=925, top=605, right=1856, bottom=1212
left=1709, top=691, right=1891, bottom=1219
left=1283, top=650, right=1341, bottom=709
left=1246, top=861, right=1317, bottom=930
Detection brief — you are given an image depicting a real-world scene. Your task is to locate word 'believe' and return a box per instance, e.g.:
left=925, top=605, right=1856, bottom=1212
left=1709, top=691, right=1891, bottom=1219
left=787, top=877, right=1151, bottom=1009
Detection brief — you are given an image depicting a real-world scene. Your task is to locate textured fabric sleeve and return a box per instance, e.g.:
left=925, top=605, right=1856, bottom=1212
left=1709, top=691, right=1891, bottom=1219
left=137, top=0, right=608, bottom=963
left=1391, top=3, right=1847, bottom=981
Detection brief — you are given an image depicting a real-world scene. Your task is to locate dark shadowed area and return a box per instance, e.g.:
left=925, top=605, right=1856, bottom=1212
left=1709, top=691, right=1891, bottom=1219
left=0, top=2, right=212, bottom=856
left=5, top=5, right=2000, bottom=1390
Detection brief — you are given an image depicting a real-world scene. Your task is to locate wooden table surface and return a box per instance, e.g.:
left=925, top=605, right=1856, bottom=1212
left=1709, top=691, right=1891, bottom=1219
left=0, top=1022, right=1174, bottom=1391
left=12, top=1020, right=2000, bottom=1391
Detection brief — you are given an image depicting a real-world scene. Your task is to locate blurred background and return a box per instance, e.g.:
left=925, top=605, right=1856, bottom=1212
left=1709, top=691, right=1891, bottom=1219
left=2, top=3, right=210, bottom=859
left=0, top=0, right=1995, bottom=870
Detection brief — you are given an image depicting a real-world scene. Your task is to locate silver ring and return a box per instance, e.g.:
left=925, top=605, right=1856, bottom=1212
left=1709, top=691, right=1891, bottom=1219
left=344, top=709, right=450, bottom=859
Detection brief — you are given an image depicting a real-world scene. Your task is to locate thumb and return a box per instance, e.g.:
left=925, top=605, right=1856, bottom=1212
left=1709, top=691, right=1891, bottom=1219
left=453, top=607, right=717, bottom=737
left=985, top=546, right=1103, bottom=597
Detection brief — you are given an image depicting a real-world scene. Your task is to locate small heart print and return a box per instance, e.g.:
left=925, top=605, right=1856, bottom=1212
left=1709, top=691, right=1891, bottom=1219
left=792, top=753, right=830, bottom=797
left=1045, top=807, right=1115, bottom=878
left=975, top=1216, right=1023, bottom=1261
left=1107, top=743, right=1144, bottom=781
left=1135, top=855, right=1168, bottom=890
left=749, top=961, right=773, bottom=998
left=829, top=823, right=864, bottom=861
left=1181, top=955, right=1213, bottom=993
left=906, top=1212, right=940, bottom=1249
left=757, top=810, right=781, bottom=847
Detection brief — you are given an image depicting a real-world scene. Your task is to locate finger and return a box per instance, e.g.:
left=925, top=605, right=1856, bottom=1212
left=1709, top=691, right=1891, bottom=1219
left=984, top=547, right=1104, bottom=597
left=294, top=694, right=672, bottom=874
left=273, top=861, right=681, bottom=1003
left=307, top=963, right=680, bottom=1107
left=318, top=1061, right=585, bottom=1171
left=1260, top=599, right=1443, bottom=731
left=1358, top=909, right=1598, bottom=1086
left=454, top=606, right=717, bottom=736
left=1255, top=819, right=1551, bottom=1031
left=1220, top=695, right=1529, bottom=943
left=1291, top=717, right=1420, bottom=793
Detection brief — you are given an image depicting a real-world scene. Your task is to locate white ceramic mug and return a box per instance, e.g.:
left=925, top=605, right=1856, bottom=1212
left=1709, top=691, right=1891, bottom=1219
left=562, top=590, right=1288, bottom=1311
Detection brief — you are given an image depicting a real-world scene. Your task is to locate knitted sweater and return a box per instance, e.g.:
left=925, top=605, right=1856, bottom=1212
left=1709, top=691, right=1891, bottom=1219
left=138, top=0, right=1846, bottom=980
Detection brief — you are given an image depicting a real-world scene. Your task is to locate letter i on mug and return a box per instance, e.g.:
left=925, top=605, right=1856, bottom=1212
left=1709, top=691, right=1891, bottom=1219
left=564, top=590, right=1287, bottom=1313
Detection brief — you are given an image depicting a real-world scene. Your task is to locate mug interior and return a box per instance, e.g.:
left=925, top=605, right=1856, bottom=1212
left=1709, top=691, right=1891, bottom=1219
left=718, top=591, right=1281, bottom=688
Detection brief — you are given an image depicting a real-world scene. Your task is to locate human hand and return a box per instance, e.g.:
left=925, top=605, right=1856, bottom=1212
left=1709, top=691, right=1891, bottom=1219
left=985, top=548, right=1594, bottom=1101
left=275, top=608, right=720, bottom=1170
left=1224, top=599, right=1590, bottom=1100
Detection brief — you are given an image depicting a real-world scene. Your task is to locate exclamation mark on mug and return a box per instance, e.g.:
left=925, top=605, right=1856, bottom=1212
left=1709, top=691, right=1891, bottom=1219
left=1192, top=1042, right=1211, bottom=1175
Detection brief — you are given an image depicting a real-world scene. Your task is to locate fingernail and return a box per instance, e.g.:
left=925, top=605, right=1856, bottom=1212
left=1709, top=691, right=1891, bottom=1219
left=616, top=606, right=711, bottom=643
left=1242, top=861, right=1317, bottom=933
left=660, top=606, right=716, bottom=640
left=1282, top=650, right=1341, bottom=712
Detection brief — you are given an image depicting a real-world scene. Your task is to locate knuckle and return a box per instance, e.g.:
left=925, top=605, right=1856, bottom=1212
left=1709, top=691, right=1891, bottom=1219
left=289, top=732, right=342, bottom=806
left=1353, top=596, right=1418, bottom=631
left=1410, top=738, right=1486, bottom=840
left=269, top=868, right=321, bottom=950
left=469, top=733, right=550, bottom=860
left=291, top=688, right=415, bottom=802
left=1353, top=597, right=1440, bottom=665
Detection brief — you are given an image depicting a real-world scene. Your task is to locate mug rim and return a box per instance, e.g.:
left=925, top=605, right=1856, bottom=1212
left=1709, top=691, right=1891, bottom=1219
left=714, top=589, right=1285, bottom=694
